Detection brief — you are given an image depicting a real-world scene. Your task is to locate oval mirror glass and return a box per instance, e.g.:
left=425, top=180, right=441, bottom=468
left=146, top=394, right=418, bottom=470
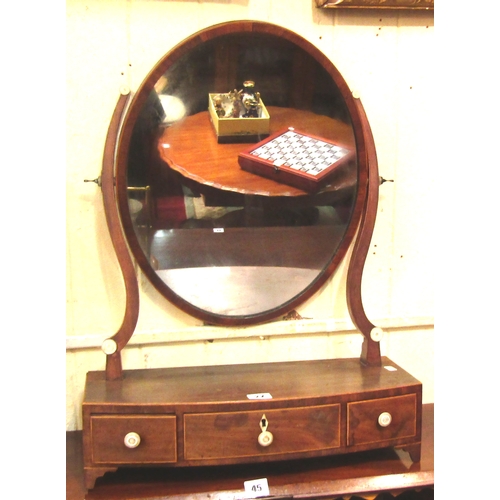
left=116, top=21, right=367, bottom=326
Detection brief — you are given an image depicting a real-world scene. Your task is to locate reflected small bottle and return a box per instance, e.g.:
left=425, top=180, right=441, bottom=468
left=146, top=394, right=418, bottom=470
left=241, top=81, right=261, bottom=118
left=241, top=80, right=257, bottom=100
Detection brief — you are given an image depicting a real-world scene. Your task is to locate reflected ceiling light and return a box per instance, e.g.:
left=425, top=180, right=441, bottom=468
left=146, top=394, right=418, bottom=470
left=159, top=95, right=186, bottom=124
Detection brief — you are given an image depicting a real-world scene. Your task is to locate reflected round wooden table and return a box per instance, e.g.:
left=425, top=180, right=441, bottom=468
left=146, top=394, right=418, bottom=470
left=157, top=106, right=357, bottom=200
left=151, top=106, right=359, bottom=313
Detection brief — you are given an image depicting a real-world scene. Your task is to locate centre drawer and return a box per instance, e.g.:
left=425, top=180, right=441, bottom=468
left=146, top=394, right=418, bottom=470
left=184, top=404, right=340, bottom=461
left=90, top=415, right=177, bottom=464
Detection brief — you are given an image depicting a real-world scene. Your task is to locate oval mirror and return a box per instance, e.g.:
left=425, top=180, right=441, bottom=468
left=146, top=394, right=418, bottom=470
left=115, top=21, right=368, bottom=326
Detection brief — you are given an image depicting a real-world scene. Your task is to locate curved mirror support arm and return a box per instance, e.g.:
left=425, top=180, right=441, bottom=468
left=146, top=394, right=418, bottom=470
left=346, top=97, right=381, bottom=366
left=101, top=89, right=140, bottom=380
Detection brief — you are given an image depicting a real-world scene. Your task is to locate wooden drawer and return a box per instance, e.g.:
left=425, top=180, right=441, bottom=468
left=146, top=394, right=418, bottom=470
left=184, top=404, right=340, bottom=461
left=347, top=394, right=417, bottom=447
left=90, top=415, right=177, bottom=464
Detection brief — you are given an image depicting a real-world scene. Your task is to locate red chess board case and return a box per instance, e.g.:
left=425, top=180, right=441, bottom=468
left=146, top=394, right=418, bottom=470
left=238, top=127, right=355, bottom=193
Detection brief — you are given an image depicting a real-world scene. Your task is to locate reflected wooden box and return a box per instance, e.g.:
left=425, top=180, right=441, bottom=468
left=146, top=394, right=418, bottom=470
left=238, top=128, right=355, bottom=193
left=208, top=93, right=270, bottom=143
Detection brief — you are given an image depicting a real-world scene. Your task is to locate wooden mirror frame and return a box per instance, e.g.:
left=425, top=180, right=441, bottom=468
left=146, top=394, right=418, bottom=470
left=100, top=21, right=382, bottom=379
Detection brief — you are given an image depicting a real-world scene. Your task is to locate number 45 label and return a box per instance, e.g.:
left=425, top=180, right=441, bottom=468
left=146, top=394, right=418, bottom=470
left=244, top=478, right=270, bottom=498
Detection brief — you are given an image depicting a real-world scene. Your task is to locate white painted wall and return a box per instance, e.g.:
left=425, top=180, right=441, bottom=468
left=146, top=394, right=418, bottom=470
left=66, top=0, right=434, bottom=431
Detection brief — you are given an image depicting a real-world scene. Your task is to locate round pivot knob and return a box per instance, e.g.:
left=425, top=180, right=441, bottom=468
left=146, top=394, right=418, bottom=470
left=378, top=412, right=392, bottom=428
left=101, top=338, right=117, bottom=355
left=124, top=432, right=141, bottom=448
left=370, top=327, right=384, bottom=342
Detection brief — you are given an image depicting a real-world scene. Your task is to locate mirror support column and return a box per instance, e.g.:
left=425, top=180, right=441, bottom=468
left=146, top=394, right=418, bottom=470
left=346, top=97, right=382, bottom=367
left=101, top=89, right=140, bottom=380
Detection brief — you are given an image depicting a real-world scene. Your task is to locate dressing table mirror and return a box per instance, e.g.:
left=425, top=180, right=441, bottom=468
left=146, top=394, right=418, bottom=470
left=83, top=21, right=422, bottom=490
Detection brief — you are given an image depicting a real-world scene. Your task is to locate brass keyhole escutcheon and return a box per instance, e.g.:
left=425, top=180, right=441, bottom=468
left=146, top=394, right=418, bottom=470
left=258, top=414, right=273, bottom=447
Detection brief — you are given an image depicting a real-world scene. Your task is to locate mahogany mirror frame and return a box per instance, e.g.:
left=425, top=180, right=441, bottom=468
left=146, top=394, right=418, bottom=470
left=100, top=21, right=382, bottom=379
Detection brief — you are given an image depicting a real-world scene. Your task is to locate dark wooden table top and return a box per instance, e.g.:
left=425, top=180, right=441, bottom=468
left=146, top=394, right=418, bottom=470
left=67, top=404, right=433, bottom=500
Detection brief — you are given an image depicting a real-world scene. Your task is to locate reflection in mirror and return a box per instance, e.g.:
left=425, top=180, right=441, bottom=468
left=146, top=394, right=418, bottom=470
left=123, top=25, right=360, bottom=322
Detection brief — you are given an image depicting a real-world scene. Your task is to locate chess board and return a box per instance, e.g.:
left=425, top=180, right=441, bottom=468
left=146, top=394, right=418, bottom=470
left=238, top=128, right=354, bottom=193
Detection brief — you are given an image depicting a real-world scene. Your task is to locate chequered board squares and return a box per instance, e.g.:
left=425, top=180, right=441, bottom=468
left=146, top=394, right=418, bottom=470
left=247, top=129, right=350, bottom=177
left=238, top=127, right=354, bottom=192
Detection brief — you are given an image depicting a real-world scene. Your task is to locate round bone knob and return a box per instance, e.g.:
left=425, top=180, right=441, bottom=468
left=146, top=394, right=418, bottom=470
left=378, top=412, right=392, bottom=428
left=124, top=432, right=141, bottom=448
left=101, top=338, right=117, bottom=355
left=258, top=430, right=274, bottom=447
left=370, top=327, right=384, bottom=342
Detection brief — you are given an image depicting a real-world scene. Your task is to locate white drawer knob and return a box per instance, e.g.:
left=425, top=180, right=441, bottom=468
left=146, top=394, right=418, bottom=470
left=124, top=432, right=141, bottom=448
left=258, top=414, right=273, bottom=447
left=378, top=412, right=392, bottom=427
left=258, top=430, right=274, bottom=447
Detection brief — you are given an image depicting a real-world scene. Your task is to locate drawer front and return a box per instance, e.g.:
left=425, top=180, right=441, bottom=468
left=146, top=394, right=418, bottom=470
left=90, top=415, right=177, bottom=464
left=347, top=394, right=417, bottom=447
left=184, top=404, right=340, bottom=461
